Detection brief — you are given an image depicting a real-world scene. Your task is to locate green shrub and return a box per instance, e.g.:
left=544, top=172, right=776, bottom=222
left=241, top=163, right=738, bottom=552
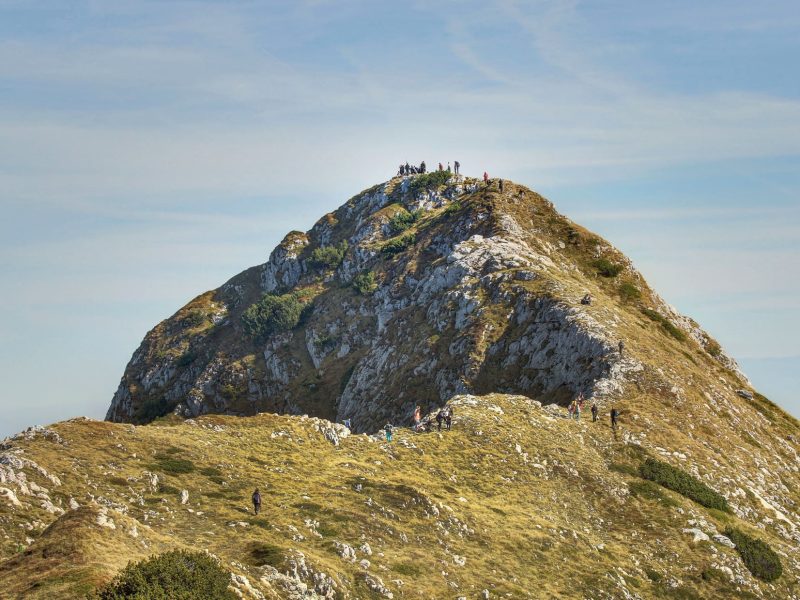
left=618, top=282, right=642, bottom=302
left=175, top=350, right=197, bottom=367
left=381, top=233, right=416, bottom=255
left=593, top=258, right=624, bottom=277
left=628, top=480, right=679, bottom=508
left=639, top=458, right=729, bottom=512
left=135, top=397, right=174, bottom=423
left=93, top=550, right=236, bottom=599
left=308, top=240, right=348, bottom=270
left=642, top=309, right=687, bottom=342
left=353, top=271, right=378, bottom=295
left=706, top=339, right=722, bottom=357
left=151, top=453, right=195, bottom=475
left=725, top=528, right=782, bottom=582
left=249, top=543, right=286, bottom=568
left=387, top=209, right=420, bottom=235
left=443, top=201, right=461, bottom=216
left=408, top=170, right=451, bottom=195
left=241, top=293, right=303, bottom=342
left=181, top=309, right=206, bottom=328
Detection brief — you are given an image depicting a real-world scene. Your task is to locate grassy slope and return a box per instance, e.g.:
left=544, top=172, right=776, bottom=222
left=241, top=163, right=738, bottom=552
left=2, top=393, right=799, bottom=599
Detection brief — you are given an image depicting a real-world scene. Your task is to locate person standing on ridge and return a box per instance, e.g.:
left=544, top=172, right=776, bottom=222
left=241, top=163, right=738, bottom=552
left=384, top=422, right=393, bottom=442
left=436, top=409, right=445, bottom=431
left=483, top=171, right=489, bottom=185
left=420, top=160, right=426, bottom=174
left=591, top=402, right=598, bottom=423
left=610, top=407, right=619, bottom=430
left=252, top=488, right=262, bottom=515
left=445, top=407, right=453, bottom=430
left=439, top=162, right=444, bottom=171
left=413, top=405, right=422, bottom=431
left=454, top=160, right=460, bottom=174
left=618, top=340, right=625, bottom=357
left=447, top=161, right=451, bottom=172
left=499, top=179, right=504, bottom=192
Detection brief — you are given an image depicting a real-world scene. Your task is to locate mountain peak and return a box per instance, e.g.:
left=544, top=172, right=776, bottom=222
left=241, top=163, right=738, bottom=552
left=106, top=173, right=742, bottom=432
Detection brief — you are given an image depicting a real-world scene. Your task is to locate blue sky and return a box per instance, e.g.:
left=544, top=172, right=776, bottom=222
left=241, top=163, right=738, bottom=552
left=1, top=0, right=798, bottom=438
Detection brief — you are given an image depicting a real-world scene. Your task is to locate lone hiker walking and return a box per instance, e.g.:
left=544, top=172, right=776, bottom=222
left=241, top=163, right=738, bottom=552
left=483, top=171, right=489, bottom=185
left=591, top=402, right=598, bottom=423
left=610, top=407, right=619, bottom=430
left=384, top=422, right=393, bottom=442
left=252, top=488, right=262, bottom=515
left=454, top=160, right=460, bottom=174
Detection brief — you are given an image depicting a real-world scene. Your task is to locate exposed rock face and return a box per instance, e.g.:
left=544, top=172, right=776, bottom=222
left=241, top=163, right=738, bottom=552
left=106, top=175, right=743, bottom=432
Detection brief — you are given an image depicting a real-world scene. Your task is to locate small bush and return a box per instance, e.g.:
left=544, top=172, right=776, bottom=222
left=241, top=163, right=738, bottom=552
left=725, top=527, right=782, bottom=582
left=387, top=209, right=420, bottom=235
left=181, top=309, right=207, bottom=328
left=618, top=282, right=642, bottom=302
left=176, top=350, right=197, bottom=367
left=353, top=271, right=378, bottom=295
left=706, top=339, right=722, bottom=357
left=628, top=480, right=679, bottom=508
left=151, top=453, right=195, bottom=475
left=249, top=543, right=286, bottom=568
left=135, top=397, right=174, bottom=423
left=381, top=233, right=415, bottom=255
left=593, top=258, right=624, bottom=277
left=642, top=309, right=687, bottom=342
left=241, top=293, right=303, bottom=342
left=639, top=458, right=729, bottom=512
left=93, top=550, right=236, bottom=600
left=409, top=170, right=451, bottom=195
left=308, top=240, right=348, bottom=270
left=443, top=201, right=461, bottom=216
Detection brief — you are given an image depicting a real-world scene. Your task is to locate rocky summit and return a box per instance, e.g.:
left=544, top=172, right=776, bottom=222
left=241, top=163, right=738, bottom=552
left=2, top=173, right=800, bottom=599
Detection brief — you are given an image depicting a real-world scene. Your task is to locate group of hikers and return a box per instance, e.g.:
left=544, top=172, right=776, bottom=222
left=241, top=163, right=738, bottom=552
left=383, top=404, right=453, bottom=442
left=397, top=160, right=462, bottom=176
left=568, top=392, right=620, bottom=429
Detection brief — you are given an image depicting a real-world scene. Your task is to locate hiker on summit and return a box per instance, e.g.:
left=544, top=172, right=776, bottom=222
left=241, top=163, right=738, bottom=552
left=591, top=402, right=598, bottom=423
left=499, top=179, right=504, bottom=192
left=384, top=422, right=393, bottom=442
left=610, top=407, right=619, bottom=430
left=447, top=161, right=451, bottom=172
left=252, top=488, right=262, bottom=515
left=568, top=400, right=575, bottom=419
left=445, top=407, right=452, bottom=430
left=483, top=171, right=489, bottom=184
left=420, top=161, right=426, bottom=174
left=439, top=162, right=444, bottom=172
left=436, top=409, right=445, bottom=431
left=454, top=160, right=460, bottom=174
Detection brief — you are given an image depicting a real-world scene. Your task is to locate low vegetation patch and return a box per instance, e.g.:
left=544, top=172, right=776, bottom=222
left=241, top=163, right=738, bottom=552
left=408, top=170, right=451, bottom=195
left=381, top=233, right=416, bottom=255
left=725, top=527, right=782, bottom=582
left=352, top=271, right=378, bottom=295
left=387, top=208, right=420, bottom=235
left=241, top=293, right=304, bottom=342
left=249, top=542, right=286, bottom=569
left=308, top=240, right=348, bottom=270
left=618, top=281, right=642, bottom=302
left=181, top=309, right=207, bottom=328
left=92, top=550, right=236, bottom=599
left=135, top=397, right=174, bottom=423
left=629, top=480, right=680, bottom=508
left=642, top=308, right=687, bottom=342
left=151, top=451, right=195, bottom=475
left=593, top=258, right=624, bottom=278
left=639, top=458, right=729, bottom=512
